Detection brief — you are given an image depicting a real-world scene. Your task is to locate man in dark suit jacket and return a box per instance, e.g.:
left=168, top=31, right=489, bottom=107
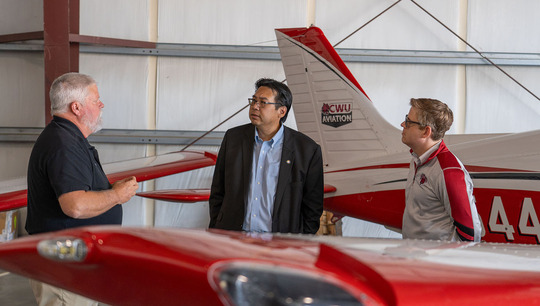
left=209, top=78, right=323, bottom=234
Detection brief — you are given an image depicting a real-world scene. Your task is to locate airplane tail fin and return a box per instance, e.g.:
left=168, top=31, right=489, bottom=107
left=276, top=27, right=403, bottom=169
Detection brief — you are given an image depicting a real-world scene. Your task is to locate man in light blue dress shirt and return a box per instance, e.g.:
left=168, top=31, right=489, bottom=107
left=244, top=124, right=284, bottom=232
left=209, top=78, right=323, bottom=234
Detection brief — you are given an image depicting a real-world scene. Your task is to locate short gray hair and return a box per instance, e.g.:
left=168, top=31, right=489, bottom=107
left=50, top=73, right=96, bottom=115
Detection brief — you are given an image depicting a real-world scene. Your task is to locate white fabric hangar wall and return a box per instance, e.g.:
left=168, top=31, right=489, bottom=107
left=1, top=0, right=539, bottom=237
left=79, top=1, right=161, bottom=226
left=466, top=1, right=540, bottom=133
left=0, top=1, right=44, bottom=180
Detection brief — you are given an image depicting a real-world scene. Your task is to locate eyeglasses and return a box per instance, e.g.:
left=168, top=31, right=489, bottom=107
left=404, top=114, right=424, bottom=128
left=248, top=98, right=283, bottom=107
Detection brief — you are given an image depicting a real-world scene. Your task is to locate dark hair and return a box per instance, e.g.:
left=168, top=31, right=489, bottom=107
left=410, top=98, right=453, bottom=140
left=255, top=78, right=292, bottom=123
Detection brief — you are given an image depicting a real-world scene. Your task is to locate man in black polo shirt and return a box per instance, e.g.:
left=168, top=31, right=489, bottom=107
left=26, top=72, right=139, bottom=305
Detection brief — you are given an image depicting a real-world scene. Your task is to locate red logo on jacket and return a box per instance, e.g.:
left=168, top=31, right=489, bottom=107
left=419, top=173, right=427, bottom=185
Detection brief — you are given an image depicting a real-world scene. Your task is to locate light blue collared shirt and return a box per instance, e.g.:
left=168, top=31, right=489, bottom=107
left=243, top=125, right=284, bottom=232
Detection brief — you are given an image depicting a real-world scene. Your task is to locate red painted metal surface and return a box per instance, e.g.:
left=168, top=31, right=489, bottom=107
left=324, top=190, right=405, bottom=230
left=137, top=189, right=211, bottom=203
left=323, top=184, right=337, bottom=193
left=0, top=190, right=27, bottom=212
left=1, top=227, right=540, bottom=305
left=325, top=186, right=540, bottom=245
left=474, top=188, right=540, bottom=244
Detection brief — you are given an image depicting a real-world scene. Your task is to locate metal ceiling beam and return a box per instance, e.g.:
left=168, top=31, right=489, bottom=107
left=0, top=31, right=44, bottom=43
left=69, top=34, right=156, bottom=48
left=0, top=127, right=224, bottom=146
left=3, top=42, right=539, bottom=67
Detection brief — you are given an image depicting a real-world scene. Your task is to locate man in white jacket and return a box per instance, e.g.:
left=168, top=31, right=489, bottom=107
left=401, top=98, right=482, bottom=242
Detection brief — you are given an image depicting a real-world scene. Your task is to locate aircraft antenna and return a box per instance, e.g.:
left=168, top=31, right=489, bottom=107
left=410, top=0, right=540, bottom=101
left=179, top=104, right=250, bottom=152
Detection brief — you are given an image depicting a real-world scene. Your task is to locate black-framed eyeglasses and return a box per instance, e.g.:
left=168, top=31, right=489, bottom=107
left=248, top=98, right=283, bottom=107
left=404, top=114, right=424, bottom=128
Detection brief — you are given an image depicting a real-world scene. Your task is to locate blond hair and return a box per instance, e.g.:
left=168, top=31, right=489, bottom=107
left=410, top=98, right=453, bottom=140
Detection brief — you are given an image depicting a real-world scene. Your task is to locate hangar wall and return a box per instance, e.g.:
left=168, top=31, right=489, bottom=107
left=1, top=0, right=539, bottom=237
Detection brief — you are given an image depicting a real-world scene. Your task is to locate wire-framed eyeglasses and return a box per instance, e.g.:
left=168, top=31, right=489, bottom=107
left=404, top=114, right=424, bottom=128
left=248, top=98, right=283, bottom=107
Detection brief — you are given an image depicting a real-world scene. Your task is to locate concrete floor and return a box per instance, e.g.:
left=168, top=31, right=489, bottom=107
left=0, top=270, right=37, bottom=306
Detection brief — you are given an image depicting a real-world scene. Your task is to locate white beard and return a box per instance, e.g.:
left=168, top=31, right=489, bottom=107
left=82, top=111, right=103, bottom=134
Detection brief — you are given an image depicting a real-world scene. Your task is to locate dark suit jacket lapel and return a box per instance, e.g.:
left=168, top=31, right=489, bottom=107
left=242, top=125, right=255, bottom=209
left=273, top=127, right=294, bottom=216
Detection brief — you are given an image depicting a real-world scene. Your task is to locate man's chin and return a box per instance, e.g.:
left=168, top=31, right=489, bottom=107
left=401, top=136, right=407, bottom=145
left=89, top=120, right=103, bottom=134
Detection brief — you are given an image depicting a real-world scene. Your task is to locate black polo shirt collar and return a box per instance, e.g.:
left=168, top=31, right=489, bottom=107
left=52, top=115, right=86, bottom=140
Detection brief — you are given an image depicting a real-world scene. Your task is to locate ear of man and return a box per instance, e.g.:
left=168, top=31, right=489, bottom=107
left=421, top=125, right=433, bottom=140
left=70, top=101, right=82, bottom=116
left=279, top=106, right=286, bottom=117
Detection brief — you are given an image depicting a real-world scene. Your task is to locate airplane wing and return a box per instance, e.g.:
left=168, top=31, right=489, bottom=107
left=137, top=189, right=211, bottom=203
left=0, top=226, right=539, bottom=305
left=276, top=27, right=540, bottom=245
left=0, top=150, right=217, bottom=212
left=0, top=190, right=27, bottom=211
left=136, top=184, right=337, bottom=203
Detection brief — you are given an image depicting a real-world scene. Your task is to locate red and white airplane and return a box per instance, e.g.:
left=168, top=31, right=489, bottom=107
left=275, top=26, right=540, bottom=245
left=139, top=26, right=540, bottom=245
left=1, top=26, right=540, bottom=305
